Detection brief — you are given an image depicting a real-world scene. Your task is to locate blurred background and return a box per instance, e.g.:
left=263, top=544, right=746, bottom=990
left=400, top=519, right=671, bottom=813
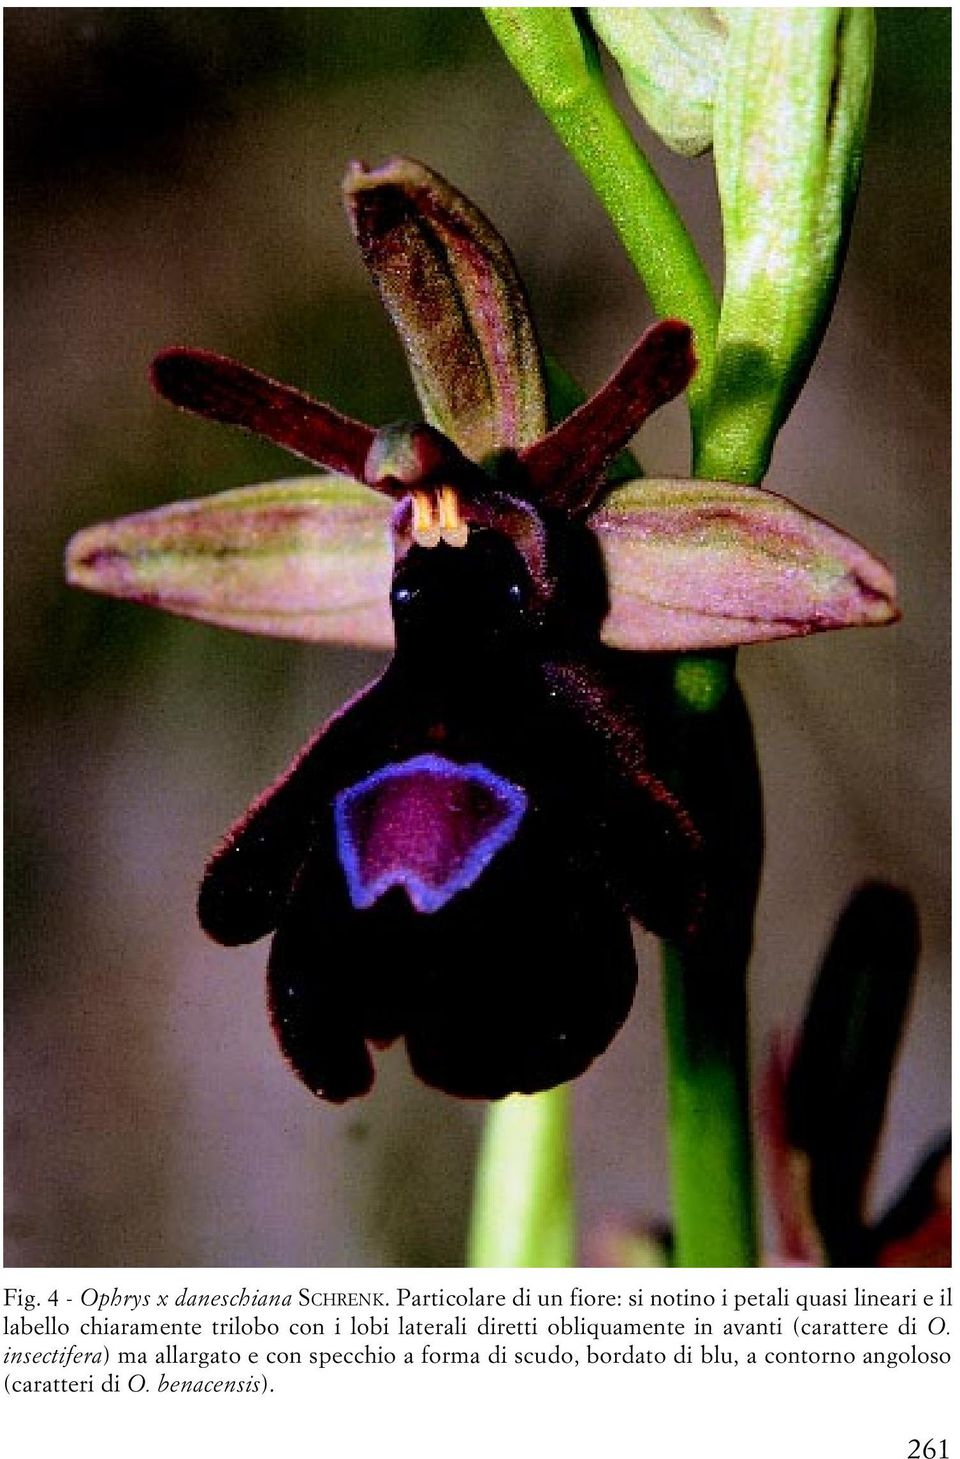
left=5, top=8, right=949, bottom=1266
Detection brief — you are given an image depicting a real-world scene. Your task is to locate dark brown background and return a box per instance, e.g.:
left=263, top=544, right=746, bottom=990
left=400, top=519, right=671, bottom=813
left=5, top=8, right=950, bottom=1265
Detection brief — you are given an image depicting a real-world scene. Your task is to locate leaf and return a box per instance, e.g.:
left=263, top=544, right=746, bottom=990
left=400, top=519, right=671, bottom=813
left=65, top=475, right=395, bottom=649
left=589, top=477, right=898, bottom=651
left=344, top=156, right=547, bottom=462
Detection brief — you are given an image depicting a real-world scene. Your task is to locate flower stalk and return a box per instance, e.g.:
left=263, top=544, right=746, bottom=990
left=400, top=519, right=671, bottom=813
left=662, top=941, right=756, bottom=1266
left=468, top=1086, right=575, bottom=1267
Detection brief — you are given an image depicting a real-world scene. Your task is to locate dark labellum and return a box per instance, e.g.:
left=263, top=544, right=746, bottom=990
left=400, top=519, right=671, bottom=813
left=197, top=500, right=705, bottom=1101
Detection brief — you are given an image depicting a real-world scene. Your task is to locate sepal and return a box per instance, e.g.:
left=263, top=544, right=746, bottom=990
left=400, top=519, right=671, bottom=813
left=65, top=475, right=395, bottom=649
left=345, top=156, right=548, bottom=462
left=589, top=476, right=897, bottom=651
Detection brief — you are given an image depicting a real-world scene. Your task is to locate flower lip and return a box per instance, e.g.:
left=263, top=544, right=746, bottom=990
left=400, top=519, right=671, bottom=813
left=388, top=522, right=540, bottom=651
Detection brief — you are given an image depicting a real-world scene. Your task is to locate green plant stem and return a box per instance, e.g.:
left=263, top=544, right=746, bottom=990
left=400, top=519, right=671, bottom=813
left=468, top=1086, right=575, bottom=1267
left=485, top=7, right=718, bottom=451
left=662, top=940, right=756, bottom=1265
left=660, top=650, right=762, bottom=1267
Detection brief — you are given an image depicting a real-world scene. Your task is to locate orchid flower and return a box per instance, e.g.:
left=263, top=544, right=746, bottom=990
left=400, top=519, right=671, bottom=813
left=66, top=157, right=897, bottom=1103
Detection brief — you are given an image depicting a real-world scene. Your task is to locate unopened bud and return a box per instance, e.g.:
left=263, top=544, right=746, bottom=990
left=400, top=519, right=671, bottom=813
left=589, top=7, right=729, bottom=156
left=702, top=8, right=875, bottom=481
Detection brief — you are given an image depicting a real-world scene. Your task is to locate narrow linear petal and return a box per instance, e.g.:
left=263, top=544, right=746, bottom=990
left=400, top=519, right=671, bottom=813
left=65, top=475, right=395, bottom=649
left=520, top=320, right=696, bottom=512
left=589, top=477, right=898, bottom=650
left=344, top=156, right=547, bottom=461
left=151, top=348, right=377, bottom=485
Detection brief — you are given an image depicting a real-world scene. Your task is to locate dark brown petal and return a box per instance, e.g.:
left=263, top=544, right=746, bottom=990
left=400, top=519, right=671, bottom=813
left=151, top=347, right=376, bottom=485
left=519, top=319, right=696, bottom=512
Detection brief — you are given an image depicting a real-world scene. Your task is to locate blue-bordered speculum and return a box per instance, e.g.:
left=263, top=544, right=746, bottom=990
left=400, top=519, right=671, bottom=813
left=66, top=157, right=898, bottom=1102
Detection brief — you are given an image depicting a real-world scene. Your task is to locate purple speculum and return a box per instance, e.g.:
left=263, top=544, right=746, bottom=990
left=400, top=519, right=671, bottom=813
left=334, top=754, right=528, bottom=915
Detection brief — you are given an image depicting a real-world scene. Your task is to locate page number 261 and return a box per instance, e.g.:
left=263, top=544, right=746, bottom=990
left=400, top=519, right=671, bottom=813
left=908, top=1443, right=948, bottom=1458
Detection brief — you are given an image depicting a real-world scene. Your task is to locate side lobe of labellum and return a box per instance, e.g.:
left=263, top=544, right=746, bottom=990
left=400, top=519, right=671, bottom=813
left=542, top=658, right=706, bottom=941
left=151, top=348, right=378, bottom=485
left=590, top=477, right=898, bottom=650
left=198, top=674, right=398, bottom=947
left=65, top=475, right=396, bottom=649
left=334, top=754, right=528, bottom=913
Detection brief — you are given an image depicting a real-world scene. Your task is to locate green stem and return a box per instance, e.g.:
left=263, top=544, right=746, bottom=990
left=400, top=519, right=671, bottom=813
left=660, top=653, right=762, bottom=1267
left=662, top=941, right=756, bottom=1265
left=485, top=8, right=718, bottom=451
left=467, top=1086, right=575, bottom=1267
